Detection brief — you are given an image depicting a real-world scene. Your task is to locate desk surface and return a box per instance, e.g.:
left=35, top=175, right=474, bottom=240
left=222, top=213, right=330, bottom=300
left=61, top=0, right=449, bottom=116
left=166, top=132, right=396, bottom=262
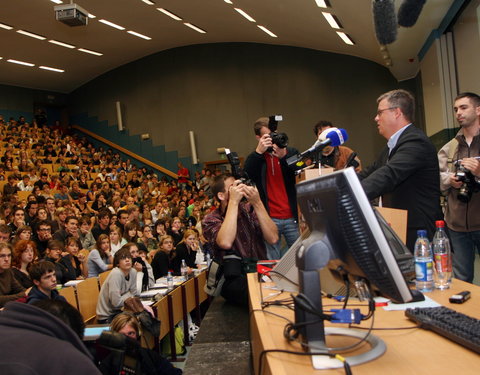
left=249, top=273, right=480, bottom=375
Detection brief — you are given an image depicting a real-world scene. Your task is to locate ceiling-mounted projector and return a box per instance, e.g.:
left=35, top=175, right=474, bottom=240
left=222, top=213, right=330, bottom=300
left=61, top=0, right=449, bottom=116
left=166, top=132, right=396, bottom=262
left=54, top=3, right=88, bottom=26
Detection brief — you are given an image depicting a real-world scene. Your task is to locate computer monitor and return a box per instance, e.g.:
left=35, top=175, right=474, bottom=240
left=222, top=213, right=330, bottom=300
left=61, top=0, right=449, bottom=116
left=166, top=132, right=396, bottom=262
left=277, top=168, right=417, bottom=366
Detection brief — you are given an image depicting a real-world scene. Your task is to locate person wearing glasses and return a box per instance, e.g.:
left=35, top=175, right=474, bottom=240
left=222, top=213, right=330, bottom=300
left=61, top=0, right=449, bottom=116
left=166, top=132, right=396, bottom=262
left=358, top=89, right=442, bottom=251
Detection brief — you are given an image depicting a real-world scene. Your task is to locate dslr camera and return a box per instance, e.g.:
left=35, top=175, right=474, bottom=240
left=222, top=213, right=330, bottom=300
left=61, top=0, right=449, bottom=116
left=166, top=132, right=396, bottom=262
left=267, top=115, right=288, bottom=152
left=225, top=148, right=254, bottom=186
left=455, top=161, right=480, bottom=203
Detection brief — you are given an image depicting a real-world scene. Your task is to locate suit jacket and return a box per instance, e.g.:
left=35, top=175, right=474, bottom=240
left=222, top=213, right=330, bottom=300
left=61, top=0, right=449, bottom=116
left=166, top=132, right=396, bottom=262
left=358, top=125, right=442, bottom=249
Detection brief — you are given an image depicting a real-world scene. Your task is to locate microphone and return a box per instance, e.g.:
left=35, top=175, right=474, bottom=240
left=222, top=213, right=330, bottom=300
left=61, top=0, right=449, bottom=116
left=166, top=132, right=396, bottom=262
left=372, top=0, right=397, bottom=45
left=398, top=0, right=427, bottom=28
left=287, top=128, right=349, bottom=167
left=344, top=152, right=359, bottom=169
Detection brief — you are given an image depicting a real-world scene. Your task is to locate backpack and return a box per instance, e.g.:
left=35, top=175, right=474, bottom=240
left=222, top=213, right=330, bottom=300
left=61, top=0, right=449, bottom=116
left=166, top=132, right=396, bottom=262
left=204, top=254, right=242, bottom=297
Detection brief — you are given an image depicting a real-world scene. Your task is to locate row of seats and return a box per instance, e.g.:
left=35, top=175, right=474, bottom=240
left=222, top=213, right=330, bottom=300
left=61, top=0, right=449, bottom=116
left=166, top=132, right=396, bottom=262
left=59, top=270, right=210, bottom=359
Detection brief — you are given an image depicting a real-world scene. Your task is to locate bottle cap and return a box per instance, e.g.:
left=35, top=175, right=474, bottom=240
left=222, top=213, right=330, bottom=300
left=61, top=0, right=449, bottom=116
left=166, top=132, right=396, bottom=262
left=435, top=220, right=445, bottom=228
left=417, top=229, right=427, bottom=237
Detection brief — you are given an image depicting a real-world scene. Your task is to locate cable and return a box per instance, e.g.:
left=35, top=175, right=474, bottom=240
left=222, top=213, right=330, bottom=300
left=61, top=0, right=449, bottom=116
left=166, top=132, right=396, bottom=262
left=268, top=270, right=299, bottom=287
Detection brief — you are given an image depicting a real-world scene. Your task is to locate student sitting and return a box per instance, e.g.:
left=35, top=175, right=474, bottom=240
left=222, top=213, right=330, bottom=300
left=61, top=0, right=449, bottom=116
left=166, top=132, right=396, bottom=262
left=27, top=261, right=66, bottom=304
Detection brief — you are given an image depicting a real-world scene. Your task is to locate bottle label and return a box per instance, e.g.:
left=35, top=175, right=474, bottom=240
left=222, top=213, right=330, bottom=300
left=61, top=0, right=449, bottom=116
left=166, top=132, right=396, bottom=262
left=415, top=259, right=433, bottom=282
left=434, top=254, right=449, bottom=272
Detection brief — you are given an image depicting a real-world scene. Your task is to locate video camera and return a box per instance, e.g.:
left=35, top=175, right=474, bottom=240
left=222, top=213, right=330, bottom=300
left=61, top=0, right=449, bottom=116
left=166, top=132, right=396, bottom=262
left=267, top=115, right=288, bottom=152
left=225, top=148, right=254, bottom=186
left=455, top=160, right=480, bottom=203
left=96, top=331, right=141, bottom=374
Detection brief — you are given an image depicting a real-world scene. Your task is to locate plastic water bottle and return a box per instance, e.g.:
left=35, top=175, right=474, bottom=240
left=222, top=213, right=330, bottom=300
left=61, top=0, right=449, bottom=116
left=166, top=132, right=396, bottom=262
left=432, top=220, right=452, bottom=290
left=180, top=259, right=188, bottom=281
left=166, top=271, right=173, bottom=289
left=414, top=230, right=434, bottom=292
left=206, top=252, right=211, bottom=267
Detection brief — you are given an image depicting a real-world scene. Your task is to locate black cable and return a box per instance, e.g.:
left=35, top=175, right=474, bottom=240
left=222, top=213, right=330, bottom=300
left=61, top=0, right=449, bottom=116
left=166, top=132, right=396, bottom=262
left=342, top=274, right=350, bottom=309
left=268, top=269, right=299, bottom=287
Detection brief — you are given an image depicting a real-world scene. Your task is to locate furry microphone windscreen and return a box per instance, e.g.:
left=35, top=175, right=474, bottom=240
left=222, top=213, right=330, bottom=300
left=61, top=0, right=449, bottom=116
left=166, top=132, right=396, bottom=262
left=398, top=0, right=427, bottom=28
left=372, top=0, right=398, bottom=45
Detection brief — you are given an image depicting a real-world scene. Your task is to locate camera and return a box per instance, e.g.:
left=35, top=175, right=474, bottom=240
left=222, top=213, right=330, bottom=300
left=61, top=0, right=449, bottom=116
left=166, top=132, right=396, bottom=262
left=455, top=162, right=480, bottom=203
left=225, top=148, right=254, bottom=186
left=267, top=115, right=288, bottom=151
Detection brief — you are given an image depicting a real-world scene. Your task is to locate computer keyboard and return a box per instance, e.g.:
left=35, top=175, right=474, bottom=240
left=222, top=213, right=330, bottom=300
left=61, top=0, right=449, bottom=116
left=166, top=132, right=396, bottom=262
left=405, top=306, right=480, bottom=354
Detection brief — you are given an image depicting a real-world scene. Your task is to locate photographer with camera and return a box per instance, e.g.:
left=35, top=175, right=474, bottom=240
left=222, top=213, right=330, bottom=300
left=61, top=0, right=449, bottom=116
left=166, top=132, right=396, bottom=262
left=438, top=92, right=480, bottom=283
left=244, top=116, right=300, bottom=260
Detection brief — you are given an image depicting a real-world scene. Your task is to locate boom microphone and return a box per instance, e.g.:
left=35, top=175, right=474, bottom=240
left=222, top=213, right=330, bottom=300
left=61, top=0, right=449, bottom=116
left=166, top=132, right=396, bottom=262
left=372, top=0, right=397, bottom=45
left=398, top=0, right=427, bottom=28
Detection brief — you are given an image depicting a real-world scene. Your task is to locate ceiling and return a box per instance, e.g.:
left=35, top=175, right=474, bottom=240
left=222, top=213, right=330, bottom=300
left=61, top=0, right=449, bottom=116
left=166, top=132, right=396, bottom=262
left=0, top=0, right=456, bottom=94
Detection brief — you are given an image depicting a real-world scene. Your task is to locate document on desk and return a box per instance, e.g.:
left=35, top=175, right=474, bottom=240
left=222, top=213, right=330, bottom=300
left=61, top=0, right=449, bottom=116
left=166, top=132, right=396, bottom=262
left=63, top=280, right=84, bottom=287
left=379, top=295, right=441, bottom=311
left=140, top=289, right=169, bottom=298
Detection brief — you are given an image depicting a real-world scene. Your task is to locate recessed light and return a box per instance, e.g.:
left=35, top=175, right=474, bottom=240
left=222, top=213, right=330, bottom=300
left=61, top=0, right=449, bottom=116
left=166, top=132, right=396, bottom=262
left=257, top=25, right=277, bottom=38
left=322, top=12, right=340, bottom=29
left=17, top=30, right=46, bottom=40
left=7, top=59, right=35, bottom=67
left=78, top=48, right=103, bottom=56
left=234, top=8, right=256, bottom=22
left=142, top=0, right=155, bottom=4
left=50, top=0, right=63, bottom=4
left=127, top=31, right=152, bottom=40
left=157, top=8, right=182, bottom=21
left=39, top=66, right=65, bottom=73
left=224, top=0, right=233, bottom=4
left=336, top=31, right=354, bottom=45
left=49, top=40, right=76, bottom=49
left=0, top=23, right=13, bottom=30
left=88, top=14, right=96, bottom=19
left=184, top=23, right=206, bottom=34
left=315, top=0, right=328, bottom=8
left=98, top=19, right=125, bottom=30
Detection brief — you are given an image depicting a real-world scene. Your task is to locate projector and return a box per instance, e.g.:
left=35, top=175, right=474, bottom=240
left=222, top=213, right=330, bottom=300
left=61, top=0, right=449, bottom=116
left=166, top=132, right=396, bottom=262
left=54, top=3, right=88, bottom=26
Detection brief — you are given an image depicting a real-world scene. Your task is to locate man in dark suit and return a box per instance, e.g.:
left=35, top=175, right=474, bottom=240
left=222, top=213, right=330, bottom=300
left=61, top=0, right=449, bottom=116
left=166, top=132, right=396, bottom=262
left=358, top=89, right=442, bottom=251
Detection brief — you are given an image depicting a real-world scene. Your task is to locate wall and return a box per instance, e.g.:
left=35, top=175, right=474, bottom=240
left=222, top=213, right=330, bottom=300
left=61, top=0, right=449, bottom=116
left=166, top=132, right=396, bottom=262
left=69, top=43, right=417, bottom=168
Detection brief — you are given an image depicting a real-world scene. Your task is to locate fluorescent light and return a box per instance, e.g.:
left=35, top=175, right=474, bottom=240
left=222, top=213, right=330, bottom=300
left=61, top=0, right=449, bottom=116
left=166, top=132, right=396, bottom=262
left=127, top=31, right=152, bottom=40
left=39, top=66, right=64, bottom=73
left=142, top=0, right=155, bottom=4
left=88, top=14, right=96, bottom=19
left=336, top=31, right=354, bottom=45
left=78, top=48, right=103, bottom=56
left=257, top=25, right=277, bottom=38
left=234, top=8, right=256, bottom=22
left=98, top=19, right=125, bottom=30
left=49, top=39, right=76, bottom=49
left=315, top=0, right=328, bottom=8
left=157, top=8, right=182, bottom=21
left=0, top=23, right=13, bottom=30
left=50, top=0, right=63, bottom=4
left=322, top=12, right=340, bottom=29
left=17, top=30, right=46, bottom=40
left=224, top=0, right=233, bottom=4
left=7, top=59, right=35, bottom=67
left=184, top=23, right=206, bottom=34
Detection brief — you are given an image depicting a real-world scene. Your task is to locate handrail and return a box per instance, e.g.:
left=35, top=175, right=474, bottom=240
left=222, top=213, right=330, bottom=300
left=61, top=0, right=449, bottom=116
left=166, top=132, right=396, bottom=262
left=72, top=124, right=178, bottom=179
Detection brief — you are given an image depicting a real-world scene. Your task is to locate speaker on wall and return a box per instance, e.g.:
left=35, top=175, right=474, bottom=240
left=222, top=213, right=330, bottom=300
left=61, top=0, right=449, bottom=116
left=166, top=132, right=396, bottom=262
left=189, top=130, right=198, bottom=164
left=115, top=101, right=124, bottom=131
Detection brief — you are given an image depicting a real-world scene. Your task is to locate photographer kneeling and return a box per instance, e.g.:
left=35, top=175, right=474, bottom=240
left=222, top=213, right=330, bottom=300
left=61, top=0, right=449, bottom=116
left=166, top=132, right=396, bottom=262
left=99, top=312, right=182, bottom=375
left=202, top=174, right=278, bottom=306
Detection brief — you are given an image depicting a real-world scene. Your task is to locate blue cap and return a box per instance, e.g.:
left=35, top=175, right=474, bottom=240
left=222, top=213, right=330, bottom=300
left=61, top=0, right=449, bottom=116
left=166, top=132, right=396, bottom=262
left=417, top=230, right=427, bottom=237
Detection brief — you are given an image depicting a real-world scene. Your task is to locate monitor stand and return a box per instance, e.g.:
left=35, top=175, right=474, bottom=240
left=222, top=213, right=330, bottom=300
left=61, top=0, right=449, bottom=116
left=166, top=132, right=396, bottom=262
left=295, top=239, right=386, bottom=369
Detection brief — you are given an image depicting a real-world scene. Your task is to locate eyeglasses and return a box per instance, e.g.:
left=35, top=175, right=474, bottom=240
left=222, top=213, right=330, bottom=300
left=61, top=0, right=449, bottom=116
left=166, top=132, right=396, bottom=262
left=38, top=228, right=51, bottom=232
left=376, top=107, right=398, bottom=116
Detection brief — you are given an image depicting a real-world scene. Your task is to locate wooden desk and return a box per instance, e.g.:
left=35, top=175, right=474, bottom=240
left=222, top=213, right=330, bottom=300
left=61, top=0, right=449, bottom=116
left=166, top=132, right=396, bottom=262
left=249, top=273, right=480, bottom=375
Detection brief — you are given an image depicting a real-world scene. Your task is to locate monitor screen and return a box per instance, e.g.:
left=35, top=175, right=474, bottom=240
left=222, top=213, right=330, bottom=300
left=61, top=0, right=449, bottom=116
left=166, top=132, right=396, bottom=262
left=294, top=167, right=414, bottom=303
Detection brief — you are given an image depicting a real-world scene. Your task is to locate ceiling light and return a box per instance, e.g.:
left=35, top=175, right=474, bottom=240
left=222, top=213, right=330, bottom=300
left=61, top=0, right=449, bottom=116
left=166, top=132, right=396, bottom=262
left=157, top=8, right=182, bottom=21
left=49, top=39, right=76, bottom=49
left=257, top=25, right=277, bottom=38
left=39, top=66, right=64, bottom=73
left=17, top=30, right=46, bottom=40
left=50, top=0, right=63, bottom=4
left=322, top=12, right=340, bottom=29
left=234, top=8, right=256, bottom=22
left=315, top=0, right=328, bottom=8
left=0, top=23, right=13, bottom=30
left=224, top=0, right=233, bottom=4
left=336, top=31, right=354, bottom=45
left=78, top=48, right=103, bottom=56
left=98, top=19, right=125, bottom=30
left=184, top=23, right=206, bottom=33
left=88, top=14, right=96, bottom=19
left=142, top=0, right=155, bottom=4
left=127, top=31, right=152, bottom=40
left=7, top=59, right=35, bottom=67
